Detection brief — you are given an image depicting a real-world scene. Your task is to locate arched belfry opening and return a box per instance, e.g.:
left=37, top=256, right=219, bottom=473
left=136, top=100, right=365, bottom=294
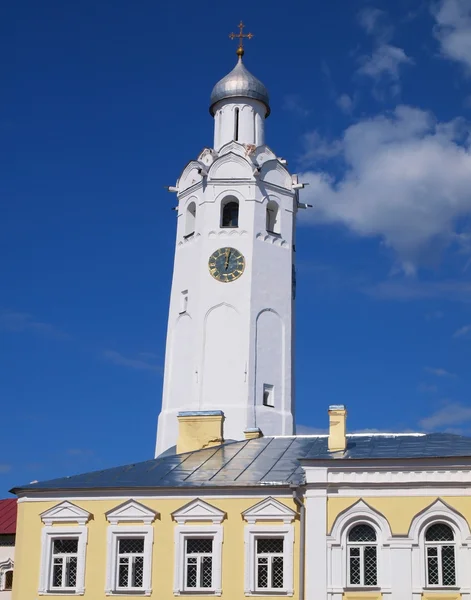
left=266, top=201, right=280, bottom=234
left=221, top=197, right=239, bottom=228
left=185, top=202, right=196, bottom=237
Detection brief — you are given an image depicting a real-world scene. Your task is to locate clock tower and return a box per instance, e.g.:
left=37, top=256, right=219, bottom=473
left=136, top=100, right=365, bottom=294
left=155, top=28, right=304, bottom=456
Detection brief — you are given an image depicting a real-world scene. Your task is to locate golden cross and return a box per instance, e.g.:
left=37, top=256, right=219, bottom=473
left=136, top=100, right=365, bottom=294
left=229, top=21, right=254, bottom=57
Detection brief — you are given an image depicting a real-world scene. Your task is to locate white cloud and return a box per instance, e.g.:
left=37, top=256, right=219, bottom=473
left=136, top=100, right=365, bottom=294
left=453, top=324, right=471, bottom=337
left=419, top=401, right=471, bottom=430
left=300, top=105, right=471, bottom=273
left=358, top=7, right=393, bottom=41
left=103, top=350, right=161, bottom=373
left=0, top=309, right=70, bottom=339
left=299, top=131, right=343, bottom=166
left=424, top=366, right=456, bottom=377
left=432, top=0, right=471, bottom=71
left=358, top=44, right=413, bottom=82
left=337, top=94, right=355, bottom=114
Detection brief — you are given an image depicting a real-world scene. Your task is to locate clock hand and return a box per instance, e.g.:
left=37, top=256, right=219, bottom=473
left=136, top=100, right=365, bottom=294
left=224, top=248, right=230, bottom=270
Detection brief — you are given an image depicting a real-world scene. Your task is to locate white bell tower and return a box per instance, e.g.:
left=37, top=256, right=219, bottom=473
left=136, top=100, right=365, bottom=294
left=155, top=32, right=303, bottom=456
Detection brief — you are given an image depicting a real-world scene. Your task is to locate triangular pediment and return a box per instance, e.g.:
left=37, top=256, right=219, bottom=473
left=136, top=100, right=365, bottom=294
left=106, top=499, right=158, bottom=525
left=172, top=498, right=226, bottom=525
left=40, top=501, right=91, bottom=526
left=242, top=497, right=296, bottom=524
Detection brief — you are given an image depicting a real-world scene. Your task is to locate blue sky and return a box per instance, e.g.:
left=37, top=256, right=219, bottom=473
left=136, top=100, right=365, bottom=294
left=2, top=0, right=471, bottom=496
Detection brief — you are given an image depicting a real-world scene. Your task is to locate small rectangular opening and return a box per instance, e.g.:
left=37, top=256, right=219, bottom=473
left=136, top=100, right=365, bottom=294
left=179, top=290, right=188, bottom=314
left=263, top=384, right=274, bottom=407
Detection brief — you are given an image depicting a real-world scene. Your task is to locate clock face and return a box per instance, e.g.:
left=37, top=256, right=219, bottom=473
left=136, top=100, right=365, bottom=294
left=208, top=247, right=245, bottom=283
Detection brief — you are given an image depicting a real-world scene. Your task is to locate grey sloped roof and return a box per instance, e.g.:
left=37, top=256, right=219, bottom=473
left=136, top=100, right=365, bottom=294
left=11, top=433, right=471, bottom=494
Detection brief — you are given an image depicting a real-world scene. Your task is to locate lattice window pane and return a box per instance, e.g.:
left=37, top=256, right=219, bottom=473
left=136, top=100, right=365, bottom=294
left=132, top=556, right=144, bottom=587
left=187, top=538, right=213, bottom=554
left=257, top=561, right=268, bottom=588
left=118, top=559, right=129, bottom=587
left=272, top=556, right=284, bottom=588
left=427, top=548, right=439, bottom=585
left=186, top=561, right=197, bottom=588
left=66, top=557, right=77, bottom=587
left=426, top=524, right=454, bottom=542
left=349, top=554, right=361, bottom=585
left=119, top=538, right=144, bottom=554
left=53, top=538, right=78, bottom=554
left=4, top=570, right=13, bottom=590
left=442, top=546, right=456, bottom=586
left=257, top=538, right=284, bottom=554
left=201, top=556, right=213, bottom=588
left=52, top=559, right=63, bottom=587
left=364, top=546, right=377, bottom=586
left=349, top=524, right=376, bottom=542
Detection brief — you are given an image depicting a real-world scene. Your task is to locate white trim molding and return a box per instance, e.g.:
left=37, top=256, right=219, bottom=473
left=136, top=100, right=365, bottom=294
left=105, top=499, right=158, bottom=525
left=327, top=499, right=393, bottom=596
left=38, top=526, right=88, bottom=595
left=173, top=525, right=223, bottom=596
left=242, top=497, right=296, bottom=525
left=40, top=501, right=91, bottom=526
left=0, top=558, right=14, bottom=591
left=172, top=498, right=226, bottom=525
left=409, top=499, right=471, bottom=596
left=243, top=524, right=294, bottom=596
left=105, top=525, right=153, bottom=596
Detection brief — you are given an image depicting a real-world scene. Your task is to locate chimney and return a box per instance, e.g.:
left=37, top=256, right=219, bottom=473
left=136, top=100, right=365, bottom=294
left=328, top=405, right=347, bottom=452
left=176, top=411, right=224, bottom=454
left=244, top=427, right=263, bottom=440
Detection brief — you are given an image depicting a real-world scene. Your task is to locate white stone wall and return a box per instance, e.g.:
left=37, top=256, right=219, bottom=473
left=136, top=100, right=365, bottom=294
left=155, top=133, right=297, bottom=455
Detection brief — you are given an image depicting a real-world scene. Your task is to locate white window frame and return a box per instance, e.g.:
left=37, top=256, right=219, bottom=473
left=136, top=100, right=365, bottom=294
left=39, top=527, right=88, bottom=595
left=173, top=525, right=223, bottom=596
left=0, top=558, right=14, bottom=591
left=106, top=526, right=153, bottom=595
left=346, top=524, right=378, bottom=587
left=424, top=523, right=456, bottom=588
left=244, top=525, right=294, bottom=596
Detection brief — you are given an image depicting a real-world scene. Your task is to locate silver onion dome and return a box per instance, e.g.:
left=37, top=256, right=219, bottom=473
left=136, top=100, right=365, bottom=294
left=209, top=57, right=270, bottom=117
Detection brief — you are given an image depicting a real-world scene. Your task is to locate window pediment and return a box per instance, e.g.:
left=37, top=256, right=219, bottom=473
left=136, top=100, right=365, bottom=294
left=40, top=501, right=91, bottom=526
left=172, top=498, right=226, bottom=525
left=105, top=499, right=158, bottom=525
left=242, top=497, right=296, bottom=524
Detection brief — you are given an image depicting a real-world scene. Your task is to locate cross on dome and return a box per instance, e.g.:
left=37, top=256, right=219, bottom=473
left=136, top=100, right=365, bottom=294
left=229, top=21, right=254, bottom=58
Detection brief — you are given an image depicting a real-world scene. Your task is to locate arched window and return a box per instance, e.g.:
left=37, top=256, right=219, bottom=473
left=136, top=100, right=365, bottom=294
left=221, top=199, right=239, bottom=228
left=4, top=570, right=13, bottom=590
left=425, top=523, right=455, bottom=587
left=347, top=524, right=377, bottom=587
left=266, top=201, right=280, bottom=235
left=185, top=202, right=196, bottom=238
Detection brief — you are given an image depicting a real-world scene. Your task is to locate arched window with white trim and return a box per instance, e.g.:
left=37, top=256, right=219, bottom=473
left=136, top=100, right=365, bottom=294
left=4, top=569, right=13, bottom=590
left=425, top=523, right=456, bottom=587
left=347, top=524, right=377, bottom=587
left=221, top=198, right=239, bottom=228
left=185, top=202, right=196, bottom=238
left=266, top=201, right=280, bottom=235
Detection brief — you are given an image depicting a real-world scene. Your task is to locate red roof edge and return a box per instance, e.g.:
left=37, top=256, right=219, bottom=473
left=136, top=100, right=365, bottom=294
left=0, top=499, right=17, bottom=534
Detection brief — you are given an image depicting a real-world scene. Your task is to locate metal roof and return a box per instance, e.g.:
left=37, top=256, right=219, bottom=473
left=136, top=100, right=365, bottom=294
left=209, top=57, right=270, bottom=116
left=0, top=499, right=17, bottom=534
left=11, top=433, right=471, bottom=494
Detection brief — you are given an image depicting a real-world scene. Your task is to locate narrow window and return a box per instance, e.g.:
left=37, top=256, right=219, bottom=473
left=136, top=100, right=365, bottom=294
left=180, top=290, right=189, bottom=314
left=116, top=538, right=145, bottom=590
left=50, top=538, right=79, bottom=589
left=263, top=384, right=274, bottom=407
left=347, top=524, right=377, bottom=586
left=256, top=538, right=284, bottom=591
left=184, top=538, right=214, bottom=591
left=234, top=107, right=240, bottom=141
left=185, top=202, right=196, bottom=238
left=221, top=200, right=239, bottom=228
left=266, top=201, right=280, bottom=234
left=4, top=570, right=13, bottom=590
left=425, top=523, right=455, bottom=587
